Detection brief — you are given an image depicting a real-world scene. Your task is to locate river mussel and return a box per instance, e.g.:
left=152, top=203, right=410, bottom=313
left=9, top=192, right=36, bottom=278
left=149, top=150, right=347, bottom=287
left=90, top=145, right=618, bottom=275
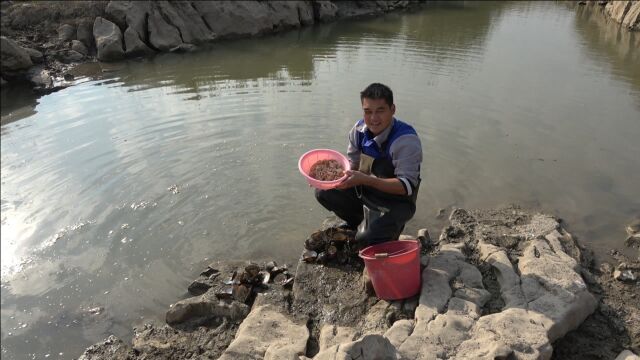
left=302, top=226, right=357, bottom=265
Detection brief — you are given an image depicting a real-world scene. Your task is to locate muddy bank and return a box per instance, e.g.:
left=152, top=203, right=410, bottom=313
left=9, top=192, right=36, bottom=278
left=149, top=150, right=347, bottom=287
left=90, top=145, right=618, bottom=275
left=78, top=207, right=639, bottom=359
left=0, top=0, right=426, bottom=94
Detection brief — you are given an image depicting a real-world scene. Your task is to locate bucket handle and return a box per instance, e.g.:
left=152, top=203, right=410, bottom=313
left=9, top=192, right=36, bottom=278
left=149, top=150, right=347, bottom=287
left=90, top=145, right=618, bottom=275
left=374, top=249, right=407, bottom=258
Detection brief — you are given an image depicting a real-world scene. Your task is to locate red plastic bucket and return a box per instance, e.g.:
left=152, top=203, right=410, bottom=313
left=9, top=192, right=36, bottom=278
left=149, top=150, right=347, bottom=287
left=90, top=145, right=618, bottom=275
left=359, top=240, right=421, bottom=300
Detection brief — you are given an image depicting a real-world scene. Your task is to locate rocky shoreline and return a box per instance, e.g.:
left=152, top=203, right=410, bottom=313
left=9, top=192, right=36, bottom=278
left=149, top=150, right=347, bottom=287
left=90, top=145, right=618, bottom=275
left=576, top=0, right=640, bottom=30
left=1, top=0, right=425, bottom=94
left=2, top=0, right=638, bottom=95
left=78, top=207, right=639, bottom=360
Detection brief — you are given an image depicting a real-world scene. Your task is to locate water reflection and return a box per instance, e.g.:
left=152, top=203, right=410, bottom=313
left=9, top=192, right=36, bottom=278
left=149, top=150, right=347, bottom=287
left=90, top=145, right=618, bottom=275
left=572, top=3, right=640, bottom=104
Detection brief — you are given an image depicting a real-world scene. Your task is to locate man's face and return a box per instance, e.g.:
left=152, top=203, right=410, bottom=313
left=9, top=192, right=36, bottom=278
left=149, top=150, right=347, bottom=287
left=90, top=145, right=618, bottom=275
left=362, top=97, right=395, bottom=136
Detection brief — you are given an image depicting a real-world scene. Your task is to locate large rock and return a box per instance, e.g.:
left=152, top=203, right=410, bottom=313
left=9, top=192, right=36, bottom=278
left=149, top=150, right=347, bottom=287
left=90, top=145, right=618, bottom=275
left=392, top=208, right=597, bottom=360
left=124, top=27, right=154, bottom=58
left=23, top=48, right=44, bottom=64
left=147, top=6, right=183, bottom=52
left=71, top=40, right=89, bottom=56
left=105, top=1, right=151, bottom=42
left=156, top=1, right=215, bottom=44
left=77, top=21, right=95, bottom=50
left=314, top=334, right=399, bottom=360
left=57, top=23, right=76, bottom=42
left=313, top=1, right=339, bottom=22
left=622, top=1, right=640, bottom=30
left=266, top=1, right=308, bottom=30
left=165, top=287, right=249, bottom=325
left=1, top=36, right=33, bottom=71
left=614, top=350, right=640, bottom=360
left=334, top=1, right=385, bottom=18
left=192, top=1, right=275, bottom=38
left=218, top=304, right=309, bottom=360
left=319, top=325, right=359, bottom=351
left=93, top=17, right=124, bottom=61
left=605, top=0, right=633, bottom=23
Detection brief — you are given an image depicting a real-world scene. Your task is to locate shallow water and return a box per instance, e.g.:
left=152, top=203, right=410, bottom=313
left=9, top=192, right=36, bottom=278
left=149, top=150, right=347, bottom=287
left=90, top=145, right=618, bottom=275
left=1, top=2, right=639, bottom=358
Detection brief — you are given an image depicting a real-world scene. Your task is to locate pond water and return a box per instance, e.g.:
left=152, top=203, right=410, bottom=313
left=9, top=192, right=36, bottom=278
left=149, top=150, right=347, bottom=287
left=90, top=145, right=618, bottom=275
left=1, top=2, right=639, bottom=359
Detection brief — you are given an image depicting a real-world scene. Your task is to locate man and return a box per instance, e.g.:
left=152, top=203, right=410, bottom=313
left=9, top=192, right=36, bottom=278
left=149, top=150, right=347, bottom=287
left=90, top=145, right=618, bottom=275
left=315, top=83, right=422, bottom=246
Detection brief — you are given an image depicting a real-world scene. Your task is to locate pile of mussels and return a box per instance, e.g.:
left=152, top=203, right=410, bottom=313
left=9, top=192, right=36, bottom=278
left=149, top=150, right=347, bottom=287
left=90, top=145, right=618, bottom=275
left=188, top=261, right=294, bottom=304
left=302, top=226, right=360, bottom=265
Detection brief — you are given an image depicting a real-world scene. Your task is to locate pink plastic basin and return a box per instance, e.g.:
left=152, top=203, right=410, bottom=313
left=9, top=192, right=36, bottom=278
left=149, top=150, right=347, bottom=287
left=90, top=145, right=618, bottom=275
left=359, top=240, right=421, bottom=300
left=298, top=149, right=350, bottom=190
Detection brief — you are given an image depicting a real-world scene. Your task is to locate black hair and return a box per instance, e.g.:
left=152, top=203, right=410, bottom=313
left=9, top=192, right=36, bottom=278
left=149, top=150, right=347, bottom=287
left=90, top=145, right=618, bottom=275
left=360, top=83, right=394, bottom=107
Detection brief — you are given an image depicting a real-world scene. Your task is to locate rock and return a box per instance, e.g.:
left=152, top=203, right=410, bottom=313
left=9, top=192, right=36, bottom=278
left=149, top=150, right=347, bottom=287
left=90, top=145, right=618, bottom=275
left=622, top=2, right=640, bottom=30
left=1, top=36, right=33, bottom=71
left=63, top=50, right=85, bottom=63
left=519, top=238, right=598, bottom=341
left=335, top=1, right=385, bottom=19
left=169, top=44, right=198, bottom=53
left=93, top=17, right=124, bottom=61
left=613, top=269, right=637, bottom=282
left=627, top=219, right=640, bottom=236
left=614, top=350, right=640, bottom=360
left=23, top=48, right=43, bottom=64
left=187, top=275, right=217, bottom=296
left=263, top=1, right=306, bottom=31
left=58, top=23, right=76, bottom=41
left=26, top=65, right=52, bottom=89
left=455, top=308, right=552, bottom=360
left=417, top=228, right=431, bottom=249
left=218, top=304, right=309, bottom=360
left=454, top=287, right=492, bottom=308
left=314, top=334, right=399, bottom=360
left=148, top=7, right=184, bottom=52
left=192, top=1, right=274, bottom=39
left=77, top=335, right=136, bottom=360
left=313, top=1, right=339, bottom=22
left=77, top=21, right=94, bottom=50
left=600, top=262, right=614, bottom=274
left=298, top=1, right=315, bottom=25
left=319, top=325, right=359, bottom=351
left=105, top=1, right=151, bottom=42
left=123, top=27, right=154, bottom=58
left=383, top=319, right=414, bottom=349
left=1, top=77, right=6, bottom=86
left=105, top=0, right=128, bottom=30
left=605, top=0, right=632, bottom=23
left=361, top=300, right=400, bottom=335
left=156, top=1, right=215, bottom=44
left=396, top=208, right=597, bottom=359
left=71, top=40, right=89, bottom=56
left=165, top=287, right=249, bottom=325
left=626, top=234, right=640, bottom=248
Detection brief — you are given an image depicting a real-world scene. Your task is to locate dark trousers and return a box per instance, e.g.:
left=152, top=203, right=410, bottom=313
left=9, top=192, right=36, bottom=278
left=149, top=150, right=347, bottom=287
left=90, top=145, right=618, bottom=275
left=315, top=187, right=415, bottom=246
